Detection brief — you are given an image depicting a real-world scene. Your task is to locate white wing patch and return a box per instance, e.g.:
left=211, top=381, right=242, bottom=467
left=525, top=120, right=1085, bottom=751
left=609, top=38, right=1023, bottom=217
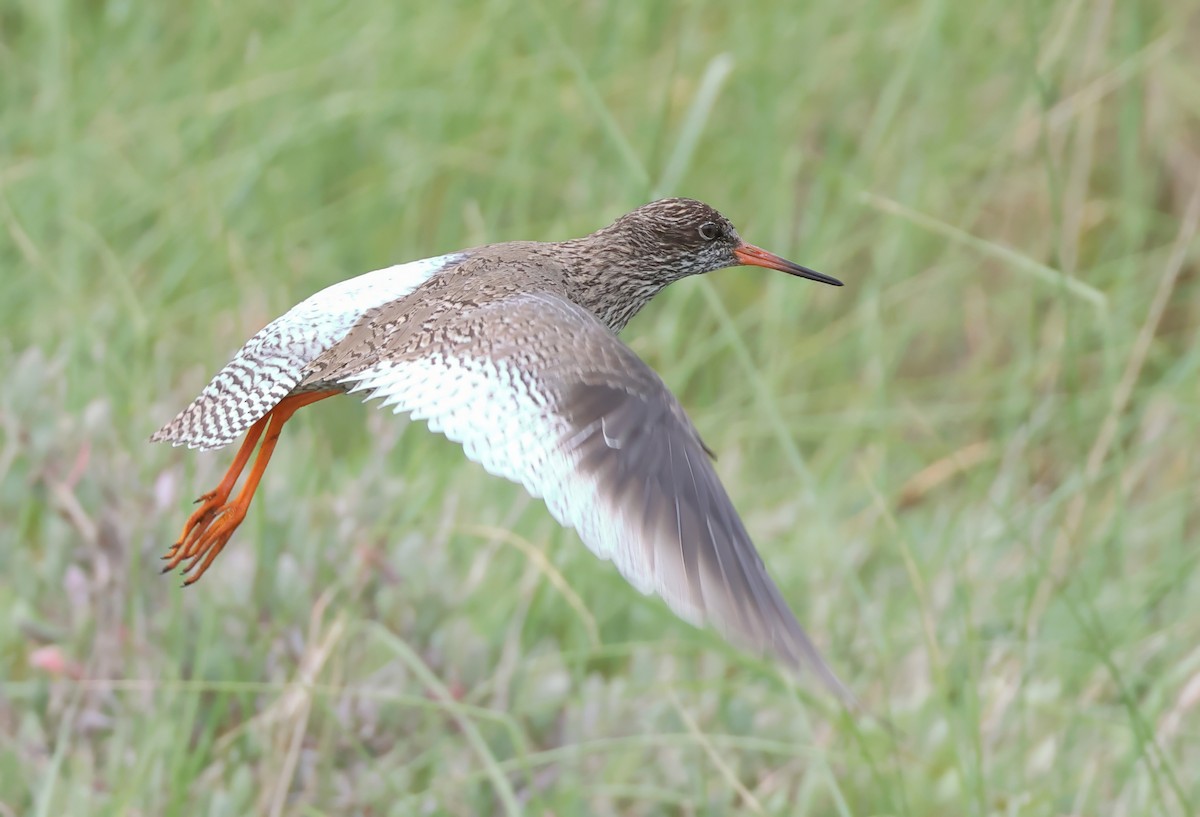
left=342, top=351, right=675, bottom=596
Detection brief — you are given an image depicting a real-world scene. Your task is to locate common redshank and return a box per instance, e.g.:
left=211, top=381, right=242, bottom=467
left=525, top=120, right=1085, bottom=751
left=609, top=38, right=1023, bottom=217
left=153, top=198, right=850, bottom=699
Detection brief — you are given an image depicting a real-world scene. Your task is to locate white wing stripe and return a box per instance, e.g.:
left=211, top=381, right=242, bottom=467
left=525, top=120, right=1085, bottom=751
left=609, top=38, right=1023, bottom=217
left=340, top=350, right=711, bottom=624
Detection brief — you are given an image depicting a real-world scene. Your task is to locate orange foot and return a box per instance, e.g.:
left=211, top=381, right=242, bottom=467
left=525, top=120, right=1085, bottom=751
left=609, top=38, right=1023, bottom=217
left=161, top=415, right=265, bottom=584
left=163, top=493, right=253, bottom=585
left=160, top=389, right=337, bottom=585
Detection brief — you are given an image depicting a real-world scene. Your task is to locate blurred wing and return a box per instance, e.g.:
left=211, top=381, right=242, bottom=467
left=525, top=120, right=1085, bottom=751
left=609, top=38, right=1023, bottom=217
left=327, top=291, right=851, bottom=702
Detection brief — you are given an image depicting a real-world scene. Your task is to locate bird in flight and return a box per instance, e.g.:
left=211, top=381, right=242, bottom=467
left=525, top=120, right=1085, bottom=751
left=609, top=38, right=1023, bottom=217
left=153, top=198, right=851, bottom=702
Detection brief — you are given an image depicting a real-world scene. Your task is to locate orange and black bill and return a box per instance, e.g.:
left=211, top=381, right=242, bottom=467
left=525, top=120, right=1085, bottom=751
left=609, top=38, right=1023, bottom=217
left=735, top=243, right=843, bottom=287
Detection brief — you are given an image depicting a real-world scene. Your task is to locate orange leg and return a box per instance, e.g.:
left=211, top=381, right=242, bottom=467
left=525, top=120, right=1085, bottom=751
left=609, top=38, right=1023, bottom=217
left=161, top=390, right=338, bottom=585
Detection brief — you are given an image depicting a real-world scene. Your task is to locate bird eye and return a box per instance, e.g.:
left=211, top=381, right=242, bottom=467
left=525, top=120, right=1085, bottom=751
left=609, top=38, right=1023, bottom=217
left=698, top=222, right=720, bottom=241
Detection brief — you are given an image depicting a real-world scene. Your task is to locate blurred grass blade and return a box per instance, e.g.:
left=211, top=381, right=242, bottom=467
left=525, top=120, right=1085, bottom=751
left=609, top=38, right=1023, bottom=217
left=368, top=623, right=523, bottom=817
left=654, top=53, right=735, bottom=197
left=535, top=2, right=650, bottom=192
left=861, top=191, right=1108, bottom=310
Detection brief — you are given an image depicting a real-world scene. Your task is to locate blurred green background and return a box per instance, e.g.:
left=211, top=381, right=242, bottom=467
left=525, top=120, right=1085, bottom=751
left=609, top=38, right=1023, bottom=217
left=2, top=0, right=1198, bottom=814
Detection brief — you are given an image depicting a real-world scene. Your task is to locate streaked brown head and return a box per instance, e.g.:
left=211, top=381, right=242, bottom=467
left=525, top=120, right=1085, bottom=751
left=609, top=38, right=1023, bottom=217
left=597, top=197, right=842, bottom=286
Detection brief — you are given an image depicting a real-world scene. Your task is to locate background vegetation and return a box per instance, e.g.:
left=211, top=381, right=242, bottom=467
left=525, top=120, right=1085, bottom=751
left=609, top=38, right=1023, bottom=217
left=2, top=0, right=1197, bottom=814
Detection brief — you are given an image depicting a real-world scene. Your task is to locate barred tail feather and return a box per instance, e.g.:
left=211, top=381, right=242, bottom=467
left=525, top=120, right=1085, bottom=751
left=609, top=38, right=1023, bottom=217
left=150, top=333, right=305, bottom=451
left=150, top=253, right=462, bottom=450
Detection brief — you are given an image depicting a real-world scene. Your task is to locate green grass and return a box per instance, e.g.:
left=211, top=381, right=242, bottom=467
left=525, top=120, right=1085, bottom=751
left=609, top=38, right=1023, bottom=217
left=2, top=0, right=1198, bottom=814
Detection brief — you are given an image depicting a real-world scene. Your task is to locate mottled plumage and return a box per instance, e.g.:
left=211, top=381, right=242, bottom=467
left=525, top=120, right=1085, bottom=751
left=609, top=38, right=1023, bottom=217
left=153, top=198, right=851, bottom=702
